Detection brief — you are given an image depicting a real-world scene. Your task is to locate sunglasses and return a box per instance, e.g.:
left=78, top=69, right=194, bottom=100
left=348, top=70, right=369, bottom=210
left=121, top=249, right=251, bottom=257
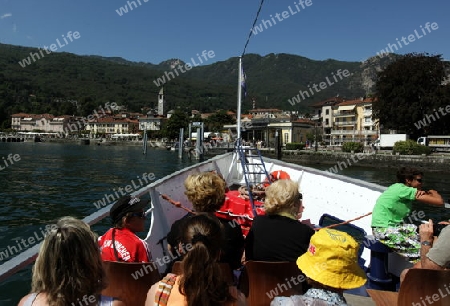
left=298, top=193, right=303, bottom=200
left=130, top=212, right=146, bottom=218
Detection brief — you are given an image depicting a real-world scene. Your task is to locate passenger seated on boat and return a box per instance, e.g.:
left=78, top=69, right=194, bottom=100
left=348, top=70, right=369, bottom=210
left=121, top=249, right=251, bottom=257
left=371, top=167, right=444, bottom=259
left=237, top=184, right=266, bottom=201
left=166, top=172, right=244, bottom=271
left=270, top=229, right=367, bottom=306
left=238, top=170, right=291, bottom=201
left=145, top=214, right=247, bottom=306
left=245, top=179, right=314, bottom=262
left=18, top=216, right=125, bottom=306
left=209, top=170, right=230, bottom=192
left=400, top=219, right=450, bottom=283
left=98, top=195, right=152, bottom=262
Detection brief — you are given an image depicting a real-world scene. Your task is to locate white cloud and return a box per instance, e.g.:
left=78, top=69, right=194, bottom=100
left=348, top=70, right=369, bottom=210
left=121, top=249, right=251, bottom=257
left=0, top=13, right=12, bottom=19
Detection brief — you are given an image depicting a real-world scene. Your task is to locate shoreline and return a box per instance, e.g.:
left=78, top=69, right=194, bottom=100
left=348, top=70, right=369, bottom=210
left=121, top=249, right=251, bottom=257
left=44, top=138, right=167, bottom=148
left=277, top=150, right=450, bottom=173
left=4, top=139, right=450, bottom=173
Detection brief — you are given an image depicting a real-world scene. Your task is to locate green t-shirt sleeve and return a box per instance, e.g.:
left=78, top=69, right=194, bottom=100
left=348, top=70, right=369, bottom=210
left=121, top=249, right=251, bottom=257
left=371, top=183, right=417, bottom=227
left=395, top=184, right=417, bottom=201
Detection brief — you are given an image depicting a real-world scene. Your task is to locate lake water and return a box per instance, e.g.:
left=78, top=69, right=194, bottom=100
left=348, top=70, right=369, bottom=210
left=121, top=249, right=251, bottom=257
left=0, top=142, right=197, bottom=305
left=0, top=142, right=449, bottom=305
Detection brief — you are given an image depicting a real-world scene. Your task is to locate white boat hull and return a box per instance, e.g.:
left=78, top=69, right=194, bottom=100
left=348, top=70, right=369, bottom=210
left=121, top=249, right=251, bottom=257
left=0, top=151, right=388, bottom=282
left=143, top=152, right=387, bottom=273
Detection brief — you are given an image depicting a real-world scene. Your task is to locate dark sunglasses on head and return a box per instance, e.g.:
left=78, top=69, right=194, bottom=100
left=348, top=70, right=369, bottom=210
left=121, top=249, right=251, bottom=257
left=298, top=193, right=303, bottom=200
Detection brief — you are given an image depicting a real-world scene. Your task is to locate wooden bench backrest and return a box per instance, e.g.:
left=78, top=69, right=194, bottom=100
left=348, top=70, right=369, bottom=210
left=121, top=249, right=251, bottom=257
left=239, top=261, right=305, bottom=306
left=367, top=289, right=398, bottom=306
left=398, top=269, right=450, bottom=306
left=368, top=269, right=450, bottom=306
left=102, top=261, right=161, bottom=306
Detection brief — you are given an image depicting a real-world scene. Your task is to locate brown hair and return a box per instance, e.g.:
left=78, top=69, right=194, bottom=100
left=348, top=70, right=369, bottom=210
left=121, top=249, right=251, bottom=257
left=184, top=172, right=225, bottom=212
left=178, top=214, right=235, bottom=305
left=31, top=217, right=106, bottom=306
left=396, top=167, right=423, bottom=183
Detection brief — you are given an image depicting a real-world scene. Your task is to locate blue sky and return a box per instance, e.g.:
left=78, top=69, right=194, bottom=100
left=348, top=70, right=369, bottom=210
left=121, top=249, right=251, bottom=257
left=1, top=0, right=449, bottom=65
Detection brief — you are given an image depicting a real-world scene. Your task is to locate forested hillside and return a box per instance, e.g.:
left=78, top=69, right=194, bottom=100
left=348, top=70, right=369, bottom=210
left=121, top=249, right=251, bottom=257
left=0, top=43, right=402, bottom=128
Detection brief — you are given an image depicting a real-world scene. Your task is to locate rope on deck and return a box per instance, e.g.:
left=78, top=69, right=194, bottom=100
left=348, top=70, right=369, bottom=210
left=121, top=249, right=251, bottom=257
left=160, top=193, right=195, bottom=215
left=317, top=212, right=373, bottom=230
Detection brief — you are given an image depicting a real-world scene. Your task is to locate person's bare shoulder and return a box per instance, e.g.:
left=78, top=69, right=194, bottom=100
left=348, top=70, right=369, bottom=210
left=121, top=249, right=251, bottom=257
left=17, top=294, right=32, bottom=306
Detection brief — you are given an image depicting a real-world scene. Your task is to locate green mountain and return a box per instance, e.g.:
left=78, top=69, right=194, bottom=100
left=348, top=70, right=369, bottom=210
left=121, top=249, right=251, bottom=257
left=0, top=43, right=400, bottom=128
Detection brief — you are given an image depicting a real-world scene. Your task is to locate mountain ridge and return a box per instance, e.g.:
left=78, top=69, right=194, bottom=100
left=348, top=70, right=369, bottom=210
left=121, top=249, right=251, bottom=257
left=0, top=43, right=403, bottom=128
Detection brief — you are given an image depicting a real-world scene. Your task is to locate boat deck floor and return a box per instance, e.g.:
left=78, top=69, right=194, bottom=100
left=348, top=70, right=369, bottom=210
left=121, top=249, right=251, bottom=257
left=343, top=293, right=376, bottom=306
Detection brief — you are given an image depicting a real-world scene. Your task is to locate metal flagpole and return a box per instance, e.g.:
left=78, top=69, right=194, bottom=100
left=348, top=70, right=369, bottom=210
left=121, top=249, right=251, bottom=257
left=143, top=126, right=147, bottom=154
left=237, top=56, right=242, bottom=143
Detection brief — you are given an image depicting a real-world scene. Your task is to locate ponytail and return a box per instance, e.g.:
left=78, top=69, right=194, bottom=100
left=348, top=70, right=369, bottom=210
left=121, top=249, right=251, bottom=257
left=178, top=215, right=235, bottom=306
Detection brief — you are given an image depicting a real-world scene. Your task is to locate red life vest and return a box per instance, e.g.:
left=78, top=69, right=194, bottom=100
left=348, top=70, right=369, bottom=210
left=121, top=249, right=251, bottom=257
left=263, top=170, right=291, bottom=187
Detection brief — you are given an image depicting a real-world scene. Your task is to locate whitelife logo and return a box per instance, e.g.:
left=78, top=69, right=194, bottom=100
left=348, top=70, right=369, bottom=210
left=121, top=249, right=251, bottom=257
left=153, top=50, right=216, bottom=87
left=251, top=0, right=313, bottom=35
left=18, top=31, right=81, bottom=68
left=288, top=69, right=351, bottom=105
left=0, top=225, right=57, bottom=261
left=0, top=153, right=21, bottom=171
left=376, top=22, right=439, bottom=58
left=115, top=0, right=149, bottom=16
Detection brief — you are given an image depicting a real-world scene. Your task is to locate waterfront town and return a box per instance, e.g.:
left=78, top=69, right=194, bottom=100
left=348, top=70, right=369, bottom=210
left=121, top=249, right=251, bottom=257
left=2, top=88, right=379, bottom=148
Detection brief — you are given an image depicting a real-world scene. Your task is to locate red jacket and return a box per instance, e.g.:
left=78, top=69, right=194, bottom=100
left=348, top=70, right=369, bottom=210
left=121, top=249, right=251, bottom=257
left=98, top=227, right=151, bottom=262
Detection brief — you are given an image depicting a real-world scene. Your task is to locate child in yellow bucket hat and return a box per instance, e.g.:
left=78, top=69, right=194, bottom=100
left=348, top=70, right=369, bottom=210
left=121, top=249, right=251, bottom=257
left=271, top=228, right=367, bottom=305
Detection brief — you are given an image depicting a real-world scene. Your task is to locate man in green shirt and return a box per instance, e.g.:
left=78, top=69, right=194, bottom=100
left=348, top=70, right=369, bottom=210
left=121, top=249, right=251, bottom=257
left=372, top=167, right=443, bottom=228
left=371, top=167, right=443, bottom=258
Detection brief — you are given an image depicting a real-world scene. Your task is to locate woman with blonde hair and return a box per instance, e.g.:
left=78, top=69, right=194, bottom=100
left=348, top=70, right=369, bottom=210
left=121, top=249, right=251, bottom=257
left=18, top=216, right=124, bottom=306
left=166, top=171, right=244, bottom=270
left=245, top=179, right=314, bottom=262
left=146, top=214, right=246, bottom=306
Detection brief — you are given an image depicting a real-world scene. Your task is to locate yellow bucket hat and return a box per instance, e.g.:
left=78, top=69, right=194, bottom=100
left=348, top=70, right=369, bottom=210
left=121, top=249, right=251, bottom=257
left=296, top=228, right=367, bottom=289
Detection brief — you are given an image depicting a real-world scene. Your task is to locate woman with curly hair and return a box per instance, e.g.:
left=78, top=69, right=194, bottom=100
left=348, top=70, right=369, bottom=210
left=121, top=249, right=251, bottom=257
left=245, top=179, right=314, bottom=262
left=18, top=216, right=124, bottom=306
left=166, top=172, right=244, bottom=270
left=146, top=214, right=246, bottom=306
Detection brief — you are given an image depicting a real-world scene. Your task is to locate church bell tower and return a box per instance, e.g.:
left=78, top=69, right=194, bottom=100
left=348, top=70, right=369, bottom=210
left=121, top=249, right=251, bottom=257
left=158, top=87, right=165, bottom=116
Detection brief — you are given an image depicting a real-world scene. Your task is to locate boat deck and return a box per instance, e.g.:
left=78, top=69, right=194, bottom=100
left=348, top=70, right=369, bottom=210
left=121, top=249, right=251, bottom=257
left=344, top=293, right=376, bottom=306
